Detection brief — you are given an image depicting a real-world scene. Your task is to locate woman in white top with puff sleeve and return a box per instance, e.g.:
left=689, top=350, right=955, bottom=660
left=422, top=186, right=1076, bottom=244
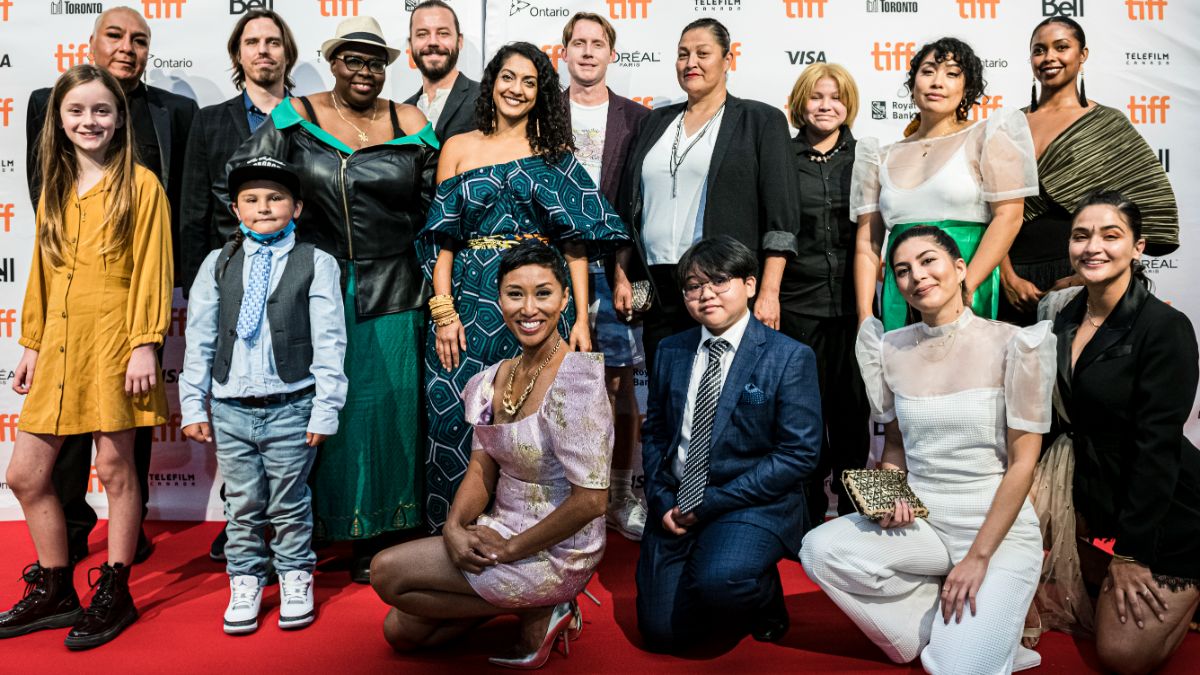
left=851, top=37, right=1038, bottom=331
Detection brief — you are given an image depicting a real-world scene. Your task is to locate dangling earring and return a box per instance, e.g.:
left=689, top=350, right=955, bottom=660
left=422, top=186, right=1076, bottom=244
left=1030, top=78, right=1039, bottom=112
left=1077, top=68, right=1087, bottom=107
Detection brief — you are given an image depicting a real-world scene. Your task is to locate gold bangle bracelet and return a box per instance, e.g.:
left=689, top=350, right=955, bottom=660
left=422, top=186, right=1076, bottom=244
left=1113, top=553, right=1145, bottom=567
left=433, top=313, right=459, bottom=327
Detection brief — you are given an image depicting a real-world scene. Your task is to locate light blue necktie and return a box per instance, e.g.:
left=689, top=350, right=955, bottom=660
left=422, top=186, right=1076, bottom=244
left=235, top=246, right=273, bottom=341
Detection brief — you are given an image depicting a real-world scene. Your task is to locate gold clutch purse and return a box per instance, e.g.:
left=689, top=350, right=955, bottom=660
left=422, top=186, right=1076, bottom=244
left=841, top=469, right=929, bottom=521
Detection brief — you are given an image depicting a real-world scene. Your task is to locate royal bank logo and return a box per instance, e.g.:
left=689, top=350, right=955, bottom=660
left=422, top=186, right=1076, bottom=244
left=229, top=0, right=272, bottom=14
left=1127, top=95, right=1170, bottom=124
left=695, top=0, right=742, bottom=11
left=1125, top=51, right=1170, bottom=66
left=872, top=99, right=919, bottom=120
left=1042, top=0, right=1083, bottom=15
left=786, top=50, right=827, bottom=66
left=614, top=50, right=661, bottom=68
left=0, top=258, right=16, bottom=284
left=511, top=0, right=568, bottom=17
left=871, top=100, right=886, bottom=120
left=50, top=1, right=104, bottom=15
left=866, top=0, right=918, bottom=13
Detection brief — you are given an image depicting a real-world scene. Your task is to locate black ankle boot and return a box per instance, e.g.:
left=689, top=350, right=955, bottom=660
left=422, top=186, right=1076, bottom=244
left=64, top=562, right=138, bottom=650
left=0, top=563, right=82, bottom=638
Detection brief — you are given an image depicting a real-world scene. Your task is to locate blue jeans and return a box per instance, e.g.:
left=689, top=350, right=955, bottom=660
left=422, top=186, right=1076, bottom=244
left=211, top=394, right=317, bottom=581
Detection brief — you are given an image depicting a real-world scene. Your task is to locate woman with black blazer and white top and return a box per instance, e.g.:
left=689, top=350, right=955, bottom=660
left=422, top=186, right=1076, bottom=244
left=615, top=18, right=800, bottom=371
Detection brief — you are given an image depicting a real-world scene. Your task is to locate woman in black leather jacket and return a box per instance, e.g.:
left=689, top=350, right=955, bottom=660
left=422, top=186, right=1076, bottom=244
left=222, top=18, right=435, bottom=582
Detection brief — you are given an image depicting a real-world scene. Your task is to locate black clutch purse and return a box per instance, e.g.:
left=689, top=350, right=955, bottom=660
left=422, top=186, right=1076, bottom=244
left=841, top=469, right=929, bottom=521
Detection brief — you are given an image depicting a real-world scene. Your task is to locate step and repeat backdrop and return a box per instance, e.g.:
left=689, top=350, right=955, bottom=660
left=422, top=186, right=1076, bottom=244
left=0, top=0, right=1193, bottom=519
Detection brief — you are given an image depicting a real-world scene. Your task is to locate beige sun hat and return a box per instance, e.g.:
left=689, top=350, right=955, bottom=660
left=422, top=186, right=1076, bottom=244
left=320, top=16, right=402, bottom=65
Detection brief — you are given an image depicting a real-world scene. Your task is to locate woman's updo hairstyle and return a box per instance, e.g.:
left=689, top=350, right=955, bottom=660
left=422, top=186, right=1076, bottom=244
left=496, top=239, right=570, bottom=291
left=888, top=225, right=969, bottom=306
left=680, top=17, right=731, bottom=55
left=1073, top=189, right=1151, bottom=289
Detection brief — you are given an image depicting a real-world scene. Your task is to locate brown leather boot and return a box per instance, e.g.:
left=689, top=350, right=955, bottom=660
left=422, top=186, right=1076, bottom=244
left=64, top=562, right=138, bottom=650
left=0, top=563, right=82, bottom=638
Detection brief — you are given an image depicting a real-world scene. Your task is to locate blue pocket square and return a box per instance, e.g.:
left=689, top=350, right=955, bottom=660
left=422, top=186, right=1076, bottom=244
left=739, top=383, right=766, bottom=405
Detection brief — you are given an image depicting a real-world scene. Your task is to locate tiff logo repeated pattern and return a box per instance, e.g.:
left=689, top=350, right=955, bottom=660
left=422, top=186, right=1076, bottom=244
left=1126, top=0, right=1166, bottom=20
left=607, top=0, right=651, bottom=20
left=872, top=41, right=915, bottom=71
left=783, top=0, right=827, bottom=18
left=142, top=0, right=186, bottom=19
left=320, top=0, right=360, bottom=17
left=1128, top=95, right=1170, bottom=124
left=957, top=0, right=999, bottom=18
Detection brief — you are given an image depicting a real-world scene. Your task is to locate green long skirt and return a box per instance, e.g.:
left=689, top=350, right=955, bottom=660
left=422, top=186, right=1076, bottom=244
left=881, top=220, right=998, bottom=332
left=312, top=269, right=423, bottom=540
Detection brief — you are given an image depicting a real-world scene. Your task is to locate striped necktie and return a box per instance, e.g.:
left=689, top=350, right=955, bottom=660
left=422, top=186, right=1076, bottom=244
left=677, top=337, right=731, bottom=514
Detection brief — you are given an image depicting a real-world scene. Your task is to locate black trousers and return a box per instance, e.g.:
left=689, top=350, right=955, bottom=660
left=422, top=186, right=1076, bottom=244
left=778, top=309, right=870, bottom=525
left=642, top=264, right=698, bottom=377
left=52, top=425, right=152, bottom=548
left=636, top=515, right=786, bottom=652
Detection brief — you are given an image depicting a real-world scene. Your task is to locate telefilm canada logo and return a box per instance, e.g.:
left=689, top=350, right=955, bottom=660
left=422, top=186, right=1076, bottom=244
left=694, top=0, right=743, bottom=11
left=50, top=0, right=104, bottom=15
left=1125, top=51, right=1170, bottom=66
left=866, top=0, right=918, bottom=13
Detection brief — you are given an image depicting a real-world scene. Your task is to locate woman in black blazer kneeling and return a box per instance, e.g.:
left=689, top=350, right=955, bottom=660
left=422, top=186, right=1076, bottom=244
left=1036, top=190, right=1200, bottom=674
left=614, top=18, right=799, bottom=371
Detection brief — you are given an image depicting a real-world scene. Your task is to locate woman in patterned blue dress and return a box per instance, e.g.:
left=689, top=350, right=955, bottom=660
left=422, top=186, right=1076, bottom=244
left=418, top=42, right=629, bottom=530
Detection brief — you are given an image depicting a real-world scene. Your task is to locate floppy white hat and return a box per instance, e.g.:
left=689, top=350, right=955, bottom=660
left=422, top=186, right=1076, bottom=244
left=320, top=16, right=402, bottom=65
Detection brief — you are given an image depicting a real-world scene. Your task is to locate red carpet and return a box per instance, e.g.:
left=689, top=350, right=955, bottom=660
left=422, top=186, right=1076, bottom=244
left=0, top=521, right=1196, bottom=673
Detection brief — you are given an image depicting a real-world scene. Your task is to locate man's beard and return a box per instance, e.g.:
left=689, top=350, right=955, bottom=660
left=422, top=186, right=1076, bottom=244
left=416, top=46, right=460, bottom=81
left=247, top=64, right=283, bottom=89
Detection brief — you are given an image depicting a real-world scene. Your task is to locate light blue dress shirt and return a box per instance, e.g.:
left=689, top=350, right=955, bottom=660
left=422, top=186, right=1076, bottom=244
left=179, top=232, right=348, bottom=435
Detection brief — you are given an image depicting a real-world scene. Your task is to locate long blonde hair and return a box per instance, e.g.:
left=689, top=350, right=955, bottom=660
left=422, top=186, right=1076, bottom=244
left=37, top=64, right=137, bottom=268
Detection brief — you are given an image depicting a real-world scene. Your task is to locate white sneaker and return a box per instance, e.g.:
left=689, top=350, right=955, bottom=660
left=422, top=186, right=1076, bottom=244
left=1014, top=645, right=1042, bottom=672
left=606, top=495, right=647, bottom=541
left=223, top=575, right=263, bottom=635
left=278, top=570, right=315, bottom=630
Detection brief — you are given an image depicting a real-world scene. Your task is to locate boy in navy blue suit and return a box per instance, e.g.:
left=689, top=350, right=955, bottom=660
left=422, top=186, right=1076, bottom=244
left=635, top=236, right=822, bottom=652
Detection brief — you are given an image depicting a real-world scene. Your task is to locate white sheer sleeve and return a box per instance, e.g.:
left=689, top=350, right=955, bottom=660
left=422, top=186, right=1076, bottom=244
left=855, top=317, right=895, bottom=423
left=1004, top=320, right=1056, bottom=433
left=980, top=108, right=1039, bottom=203
left=849, top=137, right=882, bottom=217
left=1037, top=287, right=1083, bottom=322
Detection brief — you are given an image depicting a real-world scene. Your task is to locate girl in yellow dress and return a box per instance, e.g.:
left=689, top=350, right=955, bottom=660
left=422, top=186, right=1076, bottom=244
left=0, top=65, right=172, bottom=650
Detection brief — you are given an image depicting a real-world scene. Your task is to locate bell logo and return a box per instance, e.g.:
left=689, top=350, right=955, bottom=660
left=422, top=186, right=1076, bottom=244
left=539, top=45, right=564, bottom=72
left=957, top=0, right=999, bottom=18
left=142, top=0, right=186, bottom=19
left=0, top=414, right=18, bottom=442
left=632, top=96, right=654, bottom=108
left=0, top=203, right=12, bottom=232
left=0, top=98, right=11, bottom=126
left=783, top=0, right=827, bottom=17
left=0, top=0, right=11, bottom=21
left=320, top=0, right=360, bottom=16
left=607, top=0, right=651, bottom=19
left=55, top=43, right=90, bottom=73
left=970, top=95, right=1002, bottom=120
left=871, top=41, right=915, bottom=71
left=168, top=307, right=187, bottom=337
left=1126, top=0, right=1166, bottom=20
left=1127, top=95, right=1169, bottom=124
left=0, top=309, right=15, bottom=337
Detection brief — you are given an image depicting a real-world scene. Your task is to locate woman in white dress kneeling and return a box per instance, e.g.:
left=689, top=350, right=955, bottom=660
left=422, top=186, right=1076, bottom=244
left=800, top=225, right=1053, bottom=674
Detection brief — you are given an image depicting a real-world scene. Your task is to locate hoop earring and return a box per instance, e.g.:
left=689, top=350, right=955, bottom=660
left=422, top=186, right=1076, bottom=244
left=1030, top=78, right=1039, bottom=112
left=1077, top=68, right=1087, bottom=107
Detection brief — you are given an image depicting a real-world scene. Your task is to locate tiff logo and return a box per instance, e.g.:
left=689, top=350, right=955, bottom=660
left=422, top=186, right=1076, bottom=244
left=1127, top=95, right=1170, bottom=124
left=539, top=45, right=564, bottom=72
left=783, top=0, right=826, bottom=17
left=1126, top=0, right=1165, bottom=20
left=89, top=465, right=105, bottom=493
left=871, top=41, right=915, bottom=71
left=607, top=0, right=651, bottom=19
left=0, top=309, right=15, bottom=337
left=55, top=43, right=90, bottom=72
left=632, top=96, right=655, bottom=108
left=0, top=414, right=18, bottom=442
left=142, top=0, right=187, bottom=19
left=0, top=258, right=15, bottom=283
left=0, top=203, right=11, bottom=231
left=958, top=0, right=998, bottom=18
left=729, top=42, right=741, bottom=71
left=0, top=98, right=11, bottom=126
left=320, top=0, right=360, bottom=16
left=0, top=0, right=10, bottom=21
left=970, top=95, right=1002, bottom=120
left=154, top=412, right=182, bottom=443
left=168, top=307, right=187, bottom=337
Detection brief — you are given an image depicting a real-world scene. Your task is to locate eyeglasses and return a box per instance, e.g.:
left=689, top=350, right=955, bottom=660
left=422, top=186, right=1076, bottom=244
left=682, top=275, right=734, bottom=300
left=334, top=54, right=387, bottom=74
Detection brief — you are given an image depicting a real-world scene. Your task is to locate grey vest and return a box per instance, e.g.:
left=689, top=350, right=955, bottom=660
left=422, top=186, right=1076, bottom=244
left=212, top=240, right=316, bottom=385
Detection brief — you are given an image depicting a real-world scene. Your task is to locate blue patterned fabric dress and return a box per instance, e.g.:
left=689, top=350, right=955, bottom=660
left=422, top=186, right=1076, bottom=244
left=418, top=154, right=629, bottom=530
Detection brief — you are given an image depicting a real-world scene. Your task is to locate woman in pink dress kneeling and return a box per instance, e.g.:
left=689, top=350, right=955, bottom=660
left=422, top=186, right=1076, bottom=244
left=371, top=240, right=612, bottom=669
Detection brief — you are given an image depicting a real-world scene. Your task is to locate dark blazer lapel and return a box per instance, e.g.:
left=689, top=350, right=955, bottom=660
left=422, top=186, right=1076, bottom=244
left=225, top=95, right=252, bottom=141
left=600, top=88, right=627, bottom=199
left=1074, top=281, right=1148, bottom=374
left=710, top=317, right=766, bottom=448
left=703, top=95, right=743, bottom=205
left=145, top=87, right=172, bottom=189
left=436, top=73, right=473, bottom=139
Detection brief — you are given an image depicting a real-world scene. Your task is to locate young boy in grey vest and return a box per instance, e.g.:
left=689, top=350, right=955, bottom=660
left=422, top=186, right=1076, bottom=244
left=179, top=156, right=347, bottom=634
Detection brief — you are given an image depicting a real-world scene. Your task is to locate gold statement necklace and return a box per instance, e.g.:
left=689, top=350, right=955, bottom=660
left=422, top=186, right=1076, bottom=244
left=502, top=337, right=563, bottom=417
left=331, top=92, right=378, bottom=144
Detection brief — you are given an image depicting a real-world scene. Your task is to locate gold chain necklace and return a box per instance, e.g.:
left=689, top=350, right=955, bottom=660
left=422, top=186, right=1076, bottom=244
left=913, top=318, right=960, bottom=362
left=330, top=92, right=378, bottom=144
left=1085, top=302, right=1106, bottom=328
left=502, top=337, right=563, bottom=417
